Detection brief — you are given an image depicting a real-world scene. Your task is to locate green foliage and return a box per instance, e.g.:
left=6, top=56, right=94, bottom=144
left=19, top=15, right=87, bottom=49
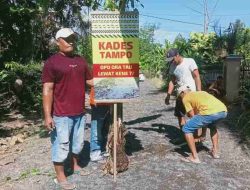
left=237, top=110, right=250, bottom=137
left=0, top=0, right=103, bottom=63
left=104, top=0, right=119, bottom=10
left=0, top=70, right=9, bottom=81
left=236, top=28, right=250, bottom=59
left=225, top=20, right=245, bottom=55
left=19, top=168, right=41, bottom=180
left=172, top=34, right=189, bottom=55
left=238, top=86, right=250, bottom=136
left=103, top=0, right=143, bottom=11
left=0, top=0, right=145, bottom=114
left=76, top=36, right=93, bottom=65
left=188, top=32, right=219, bottom=65
left=0, top=0, right=144, bottom=63
left=0, top=1, right=38, bottom=63
left=0, top=62, right=42, bottom=114
left=139, top=24, right=166, bottom=78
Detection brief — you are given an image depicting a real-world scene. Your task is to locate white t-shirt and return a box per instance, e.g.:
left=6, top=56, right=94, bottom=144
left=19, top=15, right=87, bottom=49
left=169, top=58, right=198, bottom=91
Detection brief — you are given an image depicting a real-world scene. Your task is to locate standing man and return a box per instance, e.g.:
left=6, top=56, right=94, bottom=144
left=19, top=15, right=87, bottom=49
left=178, top=86, right=227, bottom=163
left=42, top=28, right=93, bottom=189
left=89, top=87, right=110, bottom=162
left=165, top=48, right=203, bottom=141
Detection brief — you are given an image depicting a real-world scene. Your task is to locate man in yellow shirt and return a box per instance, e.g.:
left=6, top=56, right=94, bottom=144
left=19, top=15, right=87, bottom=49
left=178, top=85, right=227, bottom=164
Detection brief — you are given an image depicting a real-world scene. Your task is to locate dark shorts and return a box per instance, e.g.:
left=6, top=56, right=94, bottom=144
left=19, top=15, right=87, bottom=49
left=174, top=96, right=186, bottom=117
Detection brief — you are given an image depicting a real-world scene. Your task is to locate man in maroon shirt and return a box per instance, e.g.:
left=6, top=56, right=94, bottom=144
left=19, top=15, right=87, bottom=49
left=42, top=28, right=93, bottom=189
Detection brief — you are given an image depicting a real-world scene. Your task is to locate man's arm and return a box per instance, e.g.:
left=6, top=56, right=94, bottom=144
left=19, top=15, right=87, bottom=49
left=208, top=81, right=215, bottom=90
left=165, top=76, right=176, bottom=105
left=167, top=75, right=176, bottom=95
left=187, top=109, right=195, bottom=118
left=86, top=79, right=93, bottom=87
left=43, top=82, right=54, bottom=131
left=192, top=69, right=202, bottom=91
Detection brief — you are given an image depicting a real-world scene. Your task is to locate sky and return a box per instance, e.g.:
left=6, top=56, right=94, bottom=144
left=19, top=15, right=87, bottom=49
left=135, top=0, right=250, bottom=44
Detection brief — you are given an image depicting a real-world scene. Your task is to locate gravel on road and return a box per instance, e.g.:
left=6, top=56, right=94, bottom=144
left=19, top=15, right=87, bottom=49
left=1, top=79, right=250, bottom=190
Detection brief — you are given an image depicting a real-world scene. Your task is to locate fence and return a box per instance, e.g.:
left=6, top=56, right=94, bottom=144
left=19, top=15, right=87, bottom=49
left=240, top=58, right=250, bottom=93
left=200, top=65, right=223, bottom=89
left=200, top=58, right=250, bottom=100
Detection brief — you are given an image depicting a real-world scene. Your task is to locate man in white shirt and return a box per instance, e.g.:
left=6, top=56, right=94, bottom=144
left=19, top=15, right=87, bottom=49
left=165, top=48, right=203, bottom=141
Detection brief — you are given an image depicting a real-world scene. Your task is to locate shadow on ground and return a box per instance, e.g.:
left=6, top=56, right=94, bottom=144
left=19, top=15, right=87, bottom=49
left=146, top=89, right=163, bottom=95
left=128, top=123, right=182, bottom=140
left=79, top=141, right=90, bottom=168
left=63, top=141, right=90, bottom=176
left=125, top=131, right=144, bottom=156
left=151, top=107, right=175, bottom=113
left=124, top=114, right=162, bottom=125
left=128, top=123, right=210, bottom=157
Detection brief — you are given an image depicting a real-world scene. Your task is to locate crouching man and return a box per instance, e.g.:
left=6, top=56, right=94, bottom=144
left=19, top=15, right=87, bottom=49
left=178, top=86, right=227, bottom=164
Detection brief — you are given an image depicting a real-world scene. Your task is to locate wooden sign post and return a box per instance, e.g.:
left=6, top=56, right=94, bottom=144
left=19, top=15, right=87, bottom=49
left=91, top=11, right=139, bottom=180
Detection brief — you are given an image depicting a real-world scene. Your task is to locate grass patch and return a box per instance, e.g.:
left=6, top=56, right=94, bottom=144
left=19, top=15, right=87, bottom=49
left=19, top=168, right=41, bottom=180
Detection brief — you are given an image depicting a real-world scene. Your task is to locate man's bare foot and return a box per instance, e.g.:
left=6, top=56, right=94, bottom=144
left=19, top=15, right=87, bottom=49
left=56, top=174, right=67, bottom=183
left=72, top=164, right=81, bottom=171
left=181, top=156, right=201, bottom=164
left=54, top=179, right=76, bottom=190
left=209, top=150, right=220, bottom=159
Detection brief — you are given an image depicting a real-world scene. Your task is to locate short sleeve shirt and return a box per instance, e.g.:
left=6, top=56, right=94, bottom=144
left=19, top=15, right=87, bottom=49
left=42, top=53, right=92, bottom=116
left=183, top=91, right=227, bottom=115
left=169, top=58, right=198, bottom=91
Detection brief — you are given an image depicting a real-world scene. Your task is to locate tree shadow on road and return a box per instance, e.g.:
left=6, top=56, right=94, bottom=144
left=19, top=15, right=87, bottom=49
left=151, top=107, right=175, bottom=113
left=124, top=114, right=162, bottom=125
left=146, top=89, right=164, bottom=95
left=125, top=131, right=144, bottom=156
left=126, top=123, right=181, bottom=137
left=173, top=143, right=210, bottom=158
left=127, top=126, right=167, bottom=134
left=129, top=123, right=209, bottom=157
left=79, top=141, right=90, bottom=167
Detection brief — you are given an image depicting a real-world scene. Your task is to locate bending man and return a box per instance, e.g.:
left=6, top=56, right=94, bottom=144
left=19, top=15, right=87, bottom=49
left=179, top=86, right=227, bottom=163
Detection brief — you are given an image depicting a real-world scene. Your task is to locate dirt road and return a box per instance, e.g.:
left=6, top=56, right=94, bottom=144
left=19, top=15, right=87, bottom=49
left=1, top=79, right=250, bottom=190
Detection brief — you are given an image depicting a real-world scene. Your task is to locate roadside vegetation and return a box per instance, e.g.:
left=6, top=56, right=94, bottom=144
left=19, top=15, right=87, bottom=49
left=0, top=1, right=250, bottom=137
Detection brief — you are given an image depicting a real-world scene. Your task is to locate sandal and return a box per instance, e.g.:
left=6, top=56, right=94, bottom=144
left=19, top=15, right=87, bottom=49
left=54, top=179, right=76, bottom=190
left=181, top=156, right=201, bottom=164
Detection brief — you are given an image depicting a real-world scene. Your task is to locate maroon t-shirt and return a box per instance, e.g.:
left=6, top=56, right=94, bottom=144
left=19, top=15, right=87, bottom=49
left=42, top=53, right=92, bottom=116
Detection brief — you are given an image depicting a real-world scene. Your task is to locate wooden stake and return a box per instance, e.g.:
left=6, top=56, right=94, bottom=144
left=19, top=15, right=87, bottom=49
left=113, top=103, right=117, bottom=181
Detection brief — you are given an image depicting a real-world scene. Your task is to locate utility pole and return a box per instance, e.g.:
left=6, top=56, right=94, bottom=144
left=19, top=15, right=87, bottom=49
left=203, top=0, right=209, bottom=34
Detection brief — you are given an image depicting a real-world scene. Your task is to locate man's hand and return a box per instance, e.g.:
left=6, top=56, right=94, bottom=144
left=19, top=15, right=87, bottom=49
left=44, top=116, right=55, bottom=131
left=165, top=93, right=171, bottom=105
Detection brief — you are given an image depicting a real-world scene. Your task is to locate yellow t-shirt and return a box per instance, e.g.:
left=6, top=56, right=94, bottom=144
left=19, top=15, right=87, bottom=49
left=183, top=91, right=227, bottom=115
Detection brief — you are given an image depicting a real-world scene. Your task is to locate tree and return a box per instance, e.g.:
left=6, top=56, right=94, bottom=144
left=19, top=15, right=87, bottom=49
left=103, top=0, right=143, bottom=11
left=0, top=0, right=106, bottom=63
left=0, top=0, right=144, bottom=63
left=172, top=34, right=189, bottom=55
left=237, top=28, right=250, bottom=59
left=139, top=24, right=165, bottom=77
left=0, top=1, right=38, bottom=63
left=188, top=32, right=219, bottom=65
left=224, top=20, right=245, bottom=55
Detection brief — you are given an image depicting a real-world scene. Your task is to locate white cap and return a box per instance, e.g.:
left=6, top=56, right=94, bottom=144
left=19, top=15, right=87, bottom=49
left=177, top=85, right=190, bottom=95
left=55, top=28, right=75, bottom=40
